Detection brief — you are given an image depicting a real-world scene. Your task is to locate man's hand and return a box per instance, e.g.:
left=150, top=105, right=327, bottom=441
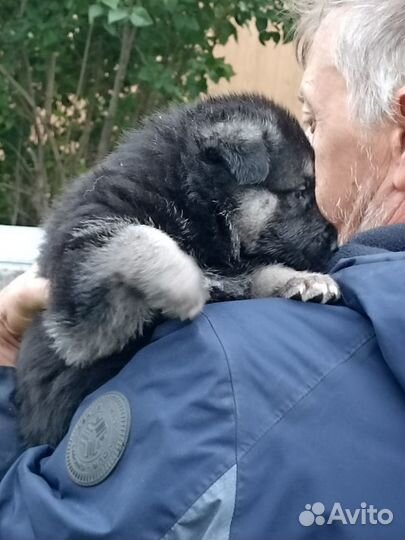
left=0, top=268, right=49, bottom=367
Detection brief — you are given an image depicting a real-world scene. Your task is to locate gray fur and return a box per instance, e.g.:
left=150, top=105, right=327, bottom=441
left=251, top=264, right=340, bottom=303
left=16, top=93, right=339, bottom=447
left=233, top=190, right=279, bottom=250
left=200, top=119, right=263, bottom=144
left=46, top=224, right=207, bottom=366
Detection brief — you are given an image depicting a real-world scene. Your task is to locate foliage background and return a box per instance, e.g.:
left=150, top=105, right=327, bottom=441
left=0, top=0, right=293, bottom=225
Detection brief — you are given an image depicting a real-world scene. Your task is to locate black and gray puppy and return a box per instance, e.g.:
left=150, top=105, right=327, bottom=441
left=17, top=93, right=339, bottom=447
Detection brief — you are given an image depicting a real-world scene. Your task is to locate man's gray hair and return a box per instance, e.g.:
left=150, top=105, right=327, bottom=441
left=290, top=1, right=405, bottom=125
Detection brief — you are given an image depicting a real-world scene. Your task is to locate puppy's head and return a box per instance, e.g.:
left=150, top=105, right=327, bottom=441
left=183, top=94, right=337, bottom=272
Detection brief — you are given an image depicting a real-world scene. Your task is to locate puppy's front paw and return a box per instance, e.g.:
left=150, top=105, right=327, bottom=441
left=158, top=265, right=208, bottom=321
left=280, top=273, right=340, bottom=304
left=145, top=251, right=208, bottom=321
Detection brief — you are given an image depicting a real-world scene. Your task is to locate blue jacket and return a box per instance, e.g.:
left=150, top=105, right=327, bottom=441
left=0, top=226, right=404, bottom=540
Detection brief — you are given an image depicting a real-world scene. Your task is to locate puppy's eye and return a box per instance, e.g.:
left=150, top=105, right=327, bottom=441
left=302, top=115, right=316, bottom=143
left=294, top=185, right=308, bottom=199
left=294, top=190, right=306, bottom=200
left=204, top=147, right=223, bottom=164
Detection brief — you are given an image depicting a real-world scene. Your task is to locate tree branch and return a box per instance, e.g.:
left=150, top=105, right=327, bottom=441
left=0, top=64, right=36, bottom=110
left=97, top=24, right=137, bottom=160
left=76, top=23, right=94, bottom=99
left=44, top=52, right=66, bottom=187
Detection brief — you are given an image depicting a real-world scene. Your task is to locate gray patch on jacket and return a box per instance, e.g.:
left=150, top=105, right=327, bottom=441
left=161, top=464, right=237, bottom=540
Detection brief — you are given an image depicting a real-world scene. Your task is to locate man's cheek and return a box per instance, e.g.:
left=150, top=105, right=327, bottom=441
left=315, top=180, right=329, bottom=219
left=304, top=127, right=315, bottom=146
left=311, top=132, right=341, bottom=222
left=314, top=163, right=339, bottom=224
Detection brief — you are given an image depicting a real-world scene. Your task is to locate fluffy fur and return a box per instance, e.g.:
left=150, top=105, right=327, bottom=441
left=16, top=93, right=338, bottom=447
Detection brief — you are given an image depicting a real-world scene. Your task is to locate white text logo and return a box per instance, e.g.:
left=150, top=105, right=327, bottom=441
left=298, top=502, right=394, bottom=527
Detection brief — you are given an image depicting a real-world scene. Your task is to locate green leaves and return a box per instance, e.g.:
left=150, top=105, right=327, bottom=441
left=0, top=0, right=294, bottom=225
left=215, top=20, right=238, bottom=45
left=89, top=3, right=153, bottom=28
left=256, top=17, right=268, bottom=32
left=100, top=0, right=119, bottom=9
left=88, top=4, right=104, bottom=24
left=130, top=7, right=153, bottom=27
left=108, top=8, right=128, bottom=24
left=259, top=30, right=281, bottom=45
left=163, top=0, right=178, bottom=11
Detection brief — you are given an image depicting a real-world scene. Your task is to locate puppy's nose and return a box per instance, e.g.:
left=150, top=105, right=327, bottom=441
left=330, top=240, right=338, bottom=253
left=322, top=224, right=338, bottom=252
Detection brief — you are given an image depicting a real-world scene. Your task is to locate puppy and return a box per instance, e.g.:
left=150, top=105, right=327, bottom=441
left=16, top=93, right=339, bottom=447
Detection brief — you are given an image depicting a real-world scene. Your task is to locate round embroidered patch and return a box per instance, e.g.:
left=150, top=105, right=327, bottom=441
left=66, top=392, right=131, bottom=487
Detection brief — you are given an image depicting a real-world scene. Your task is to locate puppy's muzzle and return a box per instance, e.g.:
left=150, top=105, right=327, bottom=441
left=321, top=224, right=338, bottom=253
left=306, top=223, right=338, bottom=270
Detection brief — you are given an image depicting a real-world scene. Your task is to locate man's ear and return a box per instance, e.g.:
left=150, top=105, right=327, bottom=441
left=200, top=121, right=270, bottom=185
left=392, top=88, right=405, bottom=192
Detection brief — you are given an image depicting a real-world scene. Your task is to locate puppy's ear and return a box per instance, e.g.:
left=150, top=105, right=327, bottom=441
left=200, top=122, right=269, bottom=185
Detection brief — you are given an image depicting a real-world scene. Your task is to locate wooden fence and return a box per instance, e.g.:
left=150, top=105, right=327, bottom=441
left=211, top=25, right=302, bottom=119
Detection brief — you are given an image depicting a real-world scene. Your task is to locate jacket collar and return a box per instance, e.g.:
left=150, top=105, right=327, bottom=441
left=328, top=225, right=405, bottom=271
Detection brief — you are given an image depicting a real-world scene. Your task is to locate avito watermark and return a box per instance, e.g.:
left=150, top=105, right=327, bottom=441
left=299, top=502, right=394, bottom=527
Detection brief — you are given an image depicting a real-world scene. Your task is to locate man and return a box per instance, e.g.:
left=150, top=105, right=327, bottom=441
left=0, top=269, right=48, bottom=368
left=295, top=0, right=405, bottom=240
left=0, top=1, right=404, bottom=538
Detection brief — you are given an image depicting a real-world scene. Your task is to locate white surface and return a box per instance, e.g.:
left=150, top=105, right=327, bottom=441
left=0, top=226, right=43, bottom=288
left=0, top=225, right=43, bottom=265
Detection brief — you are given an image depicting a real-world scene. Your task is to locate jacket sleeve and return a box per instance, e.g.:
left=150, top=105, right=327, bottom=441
left=0, top=367, right=23, bottom=480
left=0, top=315, right=236, bottom=540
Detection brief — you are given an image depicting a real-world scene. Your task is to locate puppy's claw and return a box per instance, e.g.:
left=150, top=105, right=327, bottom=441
left=281, top=273, right=340, bottom=304
left=285, top=283, right=306, bottom=300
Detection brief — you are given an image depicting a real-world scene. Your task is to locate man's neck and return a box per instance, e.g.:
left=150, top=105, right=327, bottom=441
left=339, top=186, right=405, bottom=245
